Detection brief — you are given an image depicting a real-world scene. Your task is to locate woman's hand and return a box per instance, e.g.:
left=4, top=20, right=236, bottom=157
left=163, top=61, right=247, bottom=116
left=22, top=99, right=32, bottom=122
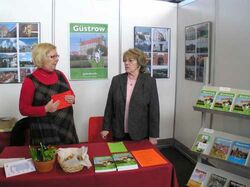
left=149, top=137, right=158, bottom=145
left=100, top=130, right=109, bottom=139
left=65, top=95, right=75, bottom=104
left=45, top=99, right=60, bottom=113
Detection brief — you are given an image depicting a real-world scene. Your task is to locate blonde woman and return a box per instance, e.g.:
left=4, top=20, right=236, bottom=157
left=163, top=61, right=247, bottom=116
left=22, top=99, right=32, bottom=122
left=19, top=43, right=79, bottom=145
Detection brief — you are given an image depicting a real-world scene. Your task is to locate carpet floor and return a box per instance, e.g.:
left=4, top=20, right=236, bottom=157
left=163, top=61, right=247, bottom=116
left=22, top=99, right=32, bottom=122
left=160, top=147, right=195, bottom=187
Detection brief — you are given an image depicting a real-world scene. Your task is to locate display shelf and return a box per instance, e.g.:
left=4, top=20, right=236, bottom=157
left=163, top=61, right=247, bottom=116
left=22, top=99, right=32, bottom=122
left=187, top=162, right=250, bottom=187
left=191, top=101, right=250, bottom=180
left=193, top=106, right=250, bottom=119
left=199, top=153, right=250, bottom=170
left=191, top=127, right=250, bottom=169
left=190, top=151, right=250, bottom=180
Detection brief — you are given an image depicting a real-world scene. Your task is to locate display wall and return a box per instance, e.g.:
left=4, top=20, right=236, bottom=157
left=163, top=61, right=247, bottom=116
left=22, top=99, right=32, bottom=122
left=120, top=0, right=177, bottom=139
left=0, top=0, right=177, bottom=142
left=175, top=0, right=216, bottom=149
left=54, top=0, right=120, bottom=142
left=0, top=0, right=52, bottom=117
left=175, top=0, right=250, bottom=149
left=1, top=0, right=249, bottom=155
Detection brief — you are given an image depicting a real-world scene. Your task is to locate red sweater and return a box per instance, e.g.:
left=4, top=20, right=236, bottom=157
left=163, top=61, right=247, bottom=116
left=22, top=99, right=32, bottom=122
left=19, top=68, right=74, bottom=117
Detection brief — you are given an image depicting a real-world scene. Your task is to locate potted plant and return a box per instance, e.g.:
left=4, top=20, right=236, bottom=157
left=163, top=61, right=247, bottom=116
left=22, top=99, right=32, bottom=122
left=29, top=142, right=57, bottom=173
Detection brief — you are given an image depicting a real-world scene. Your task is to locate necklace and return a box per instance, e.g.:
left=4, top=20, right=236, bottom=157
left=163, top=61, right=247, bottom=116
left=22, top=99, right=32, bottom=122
left=128, top=77, right=136, bottom=87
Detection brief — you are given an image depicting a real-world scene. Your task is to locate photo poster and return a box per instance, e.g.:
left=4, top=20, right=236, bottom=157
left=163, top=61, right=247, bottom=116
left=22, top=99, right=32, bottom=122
left=0, top=22, right=40, bottom=84
left=185, top=21, right=211, bottom=82
left=134, top=26, right=170, bottom=79
left=70, top=23, right=108, bottom=80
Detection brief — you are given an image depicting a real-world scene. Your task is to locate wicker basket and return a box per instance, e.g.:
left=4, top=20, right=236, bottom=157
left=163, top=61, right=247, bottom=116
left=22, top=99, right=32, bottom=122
left=58, top=156, right=84, bottom=173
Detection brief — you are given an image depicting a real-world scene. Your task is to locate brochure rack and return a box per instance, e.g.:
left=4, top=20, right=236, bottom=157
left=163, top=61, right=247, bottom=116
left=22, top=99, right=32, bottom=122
left=190, top=86, right=250, bottom=183
left=187, top=162, right=250, bottom=186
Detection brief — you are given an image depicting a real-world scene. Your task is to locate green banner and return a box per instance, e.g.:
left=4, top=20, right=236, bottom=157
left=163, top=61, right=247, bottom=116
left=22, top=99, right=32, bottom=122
left=70, top=23, right=108, bottom=33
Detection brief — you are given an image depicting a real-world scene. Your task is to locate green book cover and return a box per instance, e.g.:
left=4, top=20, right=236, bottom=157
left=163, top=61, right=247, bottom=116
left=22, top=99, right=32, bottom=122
left=93, top=156, right=116, bottom=173
left=112, top=152, right=138, bottom=171
left=196, top=89, right=217, bottom=109
left=212, top=92, right=235, bottom=112
left=232, top=94, right=250, bottom=115
left=191, top=133, right=211, bottom=153
left=108, top=142, right=128, bottom=153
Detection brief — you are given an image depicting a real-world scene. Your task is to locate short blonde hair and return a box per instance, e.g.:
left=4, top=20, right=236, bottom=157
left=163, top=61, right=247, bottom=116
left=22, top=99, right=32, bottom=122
left=123, top=48, right=147, bottom=73
left=32, top=43, right=56, bottom=68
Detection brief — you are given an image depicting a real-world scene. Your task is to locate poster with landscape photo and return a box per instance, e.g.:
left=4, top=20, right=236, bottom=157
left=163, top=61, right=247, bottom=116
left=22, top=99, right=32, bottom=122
left=0, top=22, right=39, bottom=84
left=134, top=26, right=170, bottom=78
left=70, top=23, right=108, bottom=80
left=185, top=22, right=211, bottom=83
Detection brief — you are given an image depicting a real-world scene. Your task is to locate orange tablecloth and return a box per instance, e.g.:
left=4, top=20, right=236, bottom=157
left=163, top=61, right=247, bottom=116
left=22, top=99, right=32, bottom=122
left=0, top=140, right=179, bottom=187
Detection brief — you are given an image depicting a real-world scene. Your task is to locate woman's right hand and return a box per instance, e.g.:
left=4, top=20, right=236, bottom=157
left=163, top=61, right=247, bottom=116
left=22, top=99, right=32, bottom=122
left=45, top=99, right=60, bottom=113
left=100, top=130, right=109, bottom=139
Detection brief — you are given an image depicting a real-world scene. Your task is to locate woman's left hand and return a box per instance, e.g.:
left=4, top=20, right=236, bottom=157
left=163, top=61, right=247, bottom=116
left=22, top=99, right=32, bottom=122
left=65, top=95, right=75, bottom=104
left=149, top=137, right=158, bottom=145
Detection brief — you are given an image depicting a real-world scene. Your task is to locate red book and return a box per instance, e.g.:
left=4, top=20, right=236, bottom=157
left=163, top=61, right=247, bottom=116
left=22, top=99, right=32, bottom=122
left=51, top=90, right=73, bottom=110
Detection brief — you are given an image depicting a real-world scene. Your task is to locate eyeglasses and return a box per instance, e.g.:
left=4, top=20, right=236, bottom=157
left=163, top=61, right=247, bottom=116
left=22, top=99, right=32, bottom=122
left=48, top=54, right=60, bottom=59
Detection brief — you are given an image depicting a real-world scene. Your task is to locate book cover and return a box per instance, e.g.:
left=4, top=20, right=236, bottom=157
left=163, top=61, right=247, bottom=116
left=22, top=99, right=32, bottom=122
left=212, top=92, right=235, bottom=112
left=131, top=148, right=168, bottom=167
left=93, top=156, right=116, bottom=173
left=107, top=142, right=128, bottom=153
left=232, top=94, right=250, bottom=115
left=196, top=89, right=217, bottom=109
left=187, top=168, right=207, bottom=187
left=228, top=180, right=246, bottom=187
left=112, top=152, right=138, bottom=171
left=51, top=90, right=73, bottom=110
left=191, top=133, right=211, bottom=154
left=209, top=137, right=232, bottom=160
left=207, top=174, right=227, bottom=187
left=227, top=141, right=250, bottom=165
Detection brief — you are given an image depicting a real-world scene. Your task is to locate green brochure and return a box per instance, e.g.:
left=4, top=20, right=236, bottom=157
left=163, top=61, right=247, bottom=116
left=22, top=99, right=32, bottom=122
left=108, top=142, right=128, bottom=153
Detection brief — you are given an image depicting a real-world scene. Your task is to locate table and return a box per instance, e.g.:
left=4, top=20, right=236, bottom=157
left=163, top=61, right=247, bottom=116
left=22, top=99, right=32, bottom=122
left=0, top=140, right=179, bottom=187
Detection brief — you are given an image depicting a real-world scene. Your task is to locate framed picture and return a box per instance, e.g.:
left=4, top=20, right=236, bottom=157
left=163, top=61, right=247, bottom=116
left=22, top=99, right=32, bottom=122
left=0, top=22, right=40, bottom=84
left=185, top=22, right=211, bottom=83
left=134, top=26, right=171, bottom=79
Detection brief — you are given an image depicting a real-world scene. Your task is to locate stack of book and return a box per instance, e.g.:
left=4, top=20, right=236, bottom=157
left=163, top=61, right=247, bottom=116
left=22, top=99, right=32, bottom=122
left=195, top=86, right=250, bottom=115
left=112, top=152, right=138, bottom=171
left=93, top=142, right=168, bottom=173
left=94, top=142, right=138, bottom=173
left=187, top=162, right=249, bottom=187
left=93, top=153, right=138, bottom=173
left=191, top=128, right=250, bottom=167
left=93, top=156, right=116, bottom=173
left=191, top=132, right=212, bottom=154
